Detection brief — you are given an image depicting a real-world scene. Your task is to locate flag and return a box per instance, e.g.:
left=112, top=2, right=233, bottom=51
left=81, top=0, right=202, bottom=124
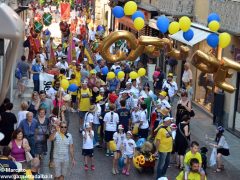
left=40, top=72, right=54, bottom=91
left=60, top=2, right=70, bottom=21
left=48, top=42, right=56, bottom=68
left=67, top=33, right=76, bottom=63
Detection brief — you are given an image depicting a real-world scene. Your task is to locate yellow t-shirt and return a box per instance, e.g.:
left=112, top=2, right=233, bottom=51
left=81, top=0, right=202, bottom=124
left=176, top=171, right=207, bottom=180
left=184, top=151, right=202, bottom=166
left=78, top=88, right=92, bottom=111
left=155, top=126, right=173, bottom=152
left=69, top=79, right=78, bottom=95
left=58, top=74, right=67, bottom=80
left=69, top=64, right=76, bottom=72
left=73, top=70, right=81, bottom=86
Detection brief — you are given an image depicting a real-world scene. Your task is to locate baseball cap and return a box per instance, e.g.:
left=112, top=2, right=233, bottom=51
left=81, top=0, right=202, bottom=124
left=96, top=95, right=103, bottom=102
left=163, top=116, right=173, bottom=122
left=168, top=73, right=173, bottom=77
left=118, top=124, right=124, bottom=130
left=127, top=131, right=132, bottom=136
left=85, top=122, right=91, bottom=128
left=90, top=70, right=96, bottom=74
left=159, top=91, right=167, bottom=97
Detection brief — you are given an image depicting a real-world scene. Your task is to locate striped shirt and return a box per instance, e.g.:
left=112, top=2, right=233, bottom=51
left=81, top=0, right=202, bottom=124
left=53, top=132, right=73, bottom=161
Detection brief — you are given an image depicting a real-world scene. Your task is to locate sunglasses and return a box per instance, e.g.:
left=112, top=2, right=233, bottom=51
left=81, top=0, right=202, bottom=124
left=61, top=126, right=67, bottom=129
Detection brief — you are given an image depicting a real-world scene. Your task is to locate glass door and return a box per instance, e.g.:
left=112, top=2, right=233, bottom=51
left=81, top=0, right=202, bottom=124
left=233, top=73, right=240, bottom=132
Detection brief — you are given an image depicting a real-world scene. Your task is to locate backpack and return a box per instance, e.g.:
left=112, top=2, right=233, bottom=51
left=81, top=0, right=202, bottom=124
left=15, top=63, right=22, bottom=79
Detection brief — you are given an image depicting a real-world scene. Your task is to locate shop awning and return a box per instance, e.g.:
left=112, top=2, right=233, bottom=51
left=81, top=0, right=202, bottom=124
left=169, top=27, right=211, bottom=47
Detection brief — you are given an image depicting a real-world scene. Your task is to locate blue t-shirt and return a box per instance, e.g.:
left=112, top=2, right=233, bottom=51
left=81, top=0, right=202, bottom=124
left=109, top=79, right=119, bottom=92
left=0, top=158, right=18, bottom=180
left=32, top=64, right=41, bottom=81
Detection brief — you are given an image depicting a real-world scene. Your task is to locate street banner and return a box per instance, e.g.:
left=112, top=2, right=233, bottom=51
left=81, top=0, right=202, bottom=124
left=60, top=3, right=70, bottom=21
left=40, top=73, right=54, bottom=91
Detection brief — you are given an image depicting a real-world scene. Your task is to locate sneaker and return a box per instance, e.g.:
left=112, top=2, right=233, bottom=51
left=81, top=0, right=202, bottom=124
left=125, top=171, right=130, bottom=176
left=84, top=164, right=88, bottom=171
left=122, top=168, right=127, bottom=175
left=112, top=168, right=116, bottom=175
left=91, top=165, right=95, bottom=171
left=115, top=169, right=119, bottom=174
left=110, top=153, right=114, bottom=157
left=105, top=152, right=110, bottom=157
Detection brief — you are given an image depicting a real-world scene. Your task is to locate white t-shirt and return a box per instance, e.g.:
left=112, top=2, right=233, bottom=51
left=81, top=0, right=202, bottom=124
left=113, top=132, right=126, bottom=150
left=140, top=90, right=154, bottom=99
left=218, top=136, right=229, bottom=149
left=55, top=61, right=68, bottom=70
left=17, top=110, right=28, bottom=127
left=131, top=111, right=140, bottom=124
left=123, top=138, right=136, bottom=155
left=131, top=86, right=140, bottom=98
left=159, top=99, right=171, bottom=109
left=162, top=81, right=178, bottom=97
left=93, top=104, right=101, bottom=125
left=182, top=69, right=193, bottom=83
left=83, top=112, right=94, bottom=129
left=82, top=130, right=94, bottom=149
left=139, top=110, right=149, bottom=129
left=104, top=111, right=119, bottom=132
left=89, top=30, right=96, bottom=41
left=46, top=87, right=57, bottom=100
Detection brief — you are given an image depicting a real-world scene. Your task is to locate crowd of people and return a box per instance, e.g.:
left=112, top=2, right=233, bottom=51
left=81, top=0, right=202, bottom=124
left=0, top=2, right=230, bottom=180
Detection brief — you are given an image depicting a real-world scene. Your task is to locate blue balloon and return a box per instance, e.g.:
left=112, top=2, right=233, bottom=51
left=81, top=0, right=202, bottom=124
left=113, top=6, right=124, bottom=18
left=207, top=33, right=219, bottom=48
left=208, top=13, right=220, bottom=23
left=183, top=29, right=194, bottom=41
left=132, top=11, right=145, bottom=21
left=136, top=138, right=146, bottom=148
left=118, top=157, right=125, bottom=169
left=68, top=84, right=78, bottom=92
left=157, top=16, right=170, bottom=33
left=114, top=68, right=120, bottom=75
left=101, top=66, right=109, bottom=75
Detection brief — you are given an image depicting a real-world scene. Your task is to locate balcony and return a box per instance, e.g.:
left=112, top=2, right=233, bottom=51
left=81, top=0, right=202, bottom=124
left=209, top=0, right=240, bottom=35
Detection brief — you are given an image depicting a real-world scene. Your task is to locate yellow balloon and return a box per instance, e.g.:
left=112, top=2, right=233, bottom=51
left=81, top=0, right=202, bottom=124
left=124, top=1, right=137, bottom=15
left=179, top=16, right=191, bottom=32
left=117, top=71, right=125, bottom=79
left=107, top=72, right=116, bottom=80
left=134, top=17, right=145, bottom=31
left=61, top=79, right=69, bottom=90
left=219, top=32, right=231, bottom=48
left=168, top=21, right=180, bottom=34
left=137, top=68, right=146, bottom=77
left=129, top=71, right=138, bottom=79
left=109, top=140, right=117, bottom=151
left=208, top=20, right=220, bottom=32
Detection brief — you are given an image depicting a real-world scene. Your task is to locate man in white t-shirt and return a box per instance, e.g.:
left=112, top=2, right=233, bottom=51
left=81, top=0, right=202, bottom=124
left=162, top=73, right=178, bottom=104
left=83, top=105, right=96, bottom=129
left=55, top=58, right=69, bottom=70
left=103, top=104, right=119, bottom=156
left=88, top=27, right=96, bottom=42
left=182, top=62, right=193, bottom=88
left=158, top=91, right=171, bottom=111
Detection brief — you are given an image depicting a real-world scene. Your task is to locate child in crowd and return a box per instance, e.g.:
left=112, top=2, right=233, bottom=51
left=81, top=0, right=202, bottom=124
left=82, top=122, right=95, bottom=171
left=68, top=74, right=78, bottom=111
left=112, top=124, right=126, bottom=175
left=184, top=141, right=206, bottom=180
left=83, top=105, right=96, bottom=129
left=122, top=131, right=136, bottom=176
left=131, top=104, right=140, bottom=129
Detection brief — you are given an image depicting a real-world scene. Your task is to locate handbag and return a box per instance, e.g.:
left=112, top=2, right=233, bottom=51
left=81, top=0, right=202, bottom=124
left=209, top=147, right=217, bottom=167
left=25, top=151, right=33, bottom=162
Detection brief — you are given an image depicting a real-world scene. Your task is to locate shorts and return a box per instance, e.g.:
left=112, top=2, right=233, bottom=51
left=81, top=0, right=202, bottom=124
left=104, top=131, right=115, bottom=142
left=71, top=95, right=77, bottom=103
left=82, top=149, right=94, bottom=157
left=217, top=148, right=230, bottom=156
left=123, top=154, right=134, bottom=159
left=79, top=111, right=87, bottom=119
left=18, top=77, right=28, bottom=86
left=54, top=159, right=69, bottom=177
